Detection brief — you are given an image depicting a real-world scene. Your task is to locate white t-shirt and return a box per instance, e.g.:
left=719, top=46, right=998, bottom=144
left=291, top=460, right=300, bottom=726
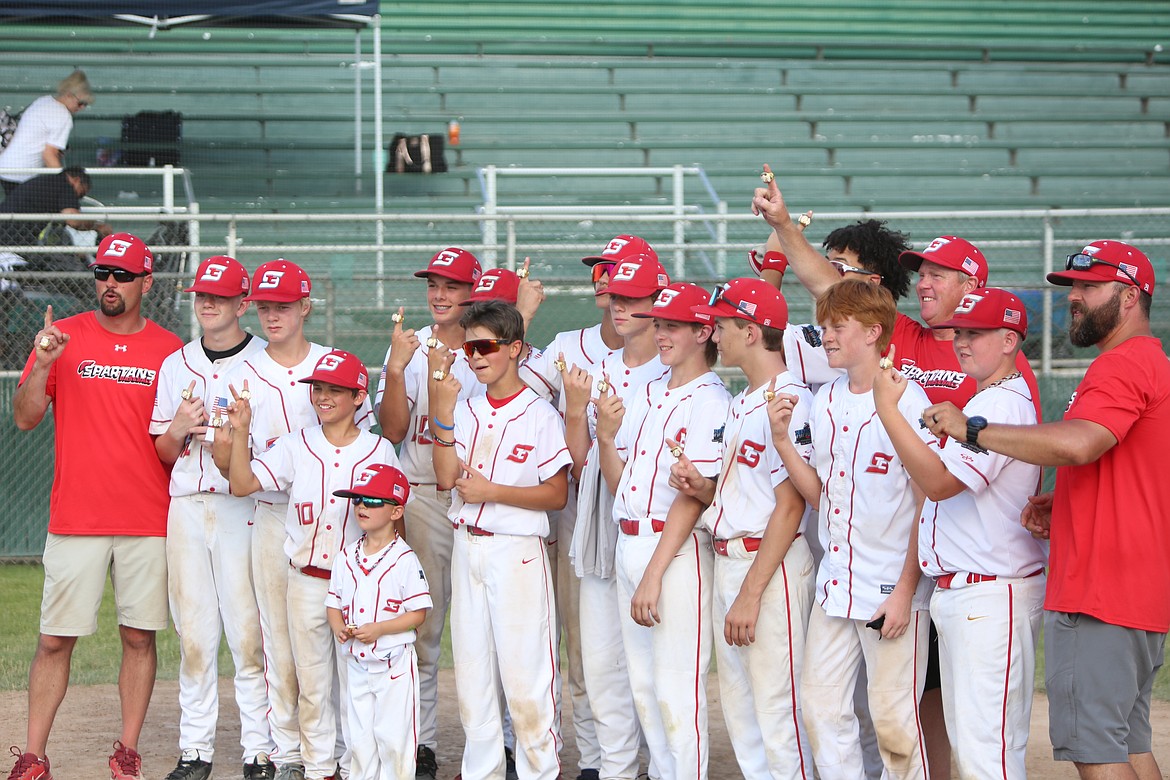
left=524, top=324, right=615, bottom=414
left=0, top=96, right=73, bottom=183
left=809, top=376, right=935, bottom=619
left=920, top=375, right=1046, bottom=579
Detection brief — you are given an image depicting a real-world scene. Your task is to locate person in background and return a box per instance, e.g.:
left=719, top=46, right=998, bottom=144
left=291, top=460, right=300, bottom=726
left=0, top=70, right=93, bottom=195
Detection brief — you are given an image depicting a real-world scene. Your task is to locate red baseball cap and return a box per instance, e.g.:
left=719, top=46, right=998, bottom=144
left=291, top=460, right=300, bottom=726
left=245, top=259, right=312, bottom=302
left=93, top=232, right=154, bottom=274
left=414, top=247, right=482, bottom=284
left=333, top=463, right=411, bottom=505
left=581, top=234, right=659, bottom=267
left=299, top=349, right=369, bottom=392
left=748, top=248, right=790, bottom=278
left=899, top=236, right=989, bottom=288
left=595, top=255, right=670, bottom=299
left=691, top=277, right=788, bottom=329
left=632, top=282, right=713, bottom=324
left=933, top=287, right=1028, bottom=337
left=184, top=256, right=251, bottom=297
left=1047, top=240, right=1155, bottom=295
left=460, top=268, right=519, bottom=305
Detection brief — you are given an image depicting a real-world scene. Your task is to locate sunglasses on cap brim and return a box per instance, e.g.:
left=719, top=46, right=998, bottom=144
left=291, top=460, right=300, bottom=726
left=1065, top=253, right=1138, bottom=286
left=707, top=284, right=759, bottom=321
left=461, top=338, right=515, bottom=358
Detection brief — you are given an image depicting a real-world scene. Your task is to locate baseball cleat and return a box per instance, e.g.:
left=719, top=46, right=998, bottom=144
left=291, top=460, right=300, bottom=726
left=109, top=742, right=143, bottom=780
left=414, top=746, right=437, bottom=779
left=243, top=755, right=275, bottom=780
left=163, top=754, right=212, bottom=780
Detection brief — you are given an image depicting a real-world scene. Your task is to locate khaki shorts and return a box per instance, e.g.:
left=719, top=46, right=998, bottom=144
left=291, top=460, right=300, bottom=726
left=40, top=533, right=169, bottom=636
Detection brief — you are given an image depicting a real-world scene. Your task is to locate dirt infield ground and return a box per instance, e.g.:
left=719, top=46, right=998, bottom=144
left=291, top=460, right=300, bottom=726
left=1, top=671, right=1167, bottom=780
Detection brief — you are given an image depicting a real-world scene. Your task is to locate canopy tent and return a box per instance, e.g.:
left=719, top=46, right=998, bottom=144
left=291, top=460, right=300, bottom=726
left=0, top=1, right=387, bottom=206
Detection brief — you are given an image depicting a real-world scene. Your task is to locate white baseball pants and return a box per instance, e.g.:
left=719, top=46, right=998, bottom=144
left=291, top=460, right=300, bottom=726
left=252, top=500, right=301, bottom=766
left=344, top=645, right=420, bottom=780
left=451, top=530, right=561, bottom=780
left=167, top=492, right=273, bottom=762
left=713, top=536, right=815, bottom=780
left=615, top=530, right=714, bottom=780
left=802, top=602, right=930, bottom=780
left=287, top=570, right=350, bottom=780
left=932, top=574, right=1045, bottom=780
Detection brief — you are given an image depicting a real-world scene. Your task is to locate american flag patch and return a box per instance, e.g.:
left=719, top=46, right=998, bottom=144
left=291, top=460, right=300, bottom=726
left=1119, top=262, right=1139, bottom=280
left=210, top=396, right=229, bottom=417
left=1003, top=308, right=1021, bottom=325
left=393, top=484, right=405, bottom=499
left=739, top=300, right=758, bottom=317
left=962, top=257, right=979, bottom=274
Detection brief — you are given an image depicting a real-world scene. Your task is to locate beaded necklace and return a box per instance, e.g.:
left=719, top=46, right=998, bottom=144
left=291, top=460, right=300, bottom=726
left=355, top=533, right=397, bottom=576
left=973, top=371, right=1021, bottom=398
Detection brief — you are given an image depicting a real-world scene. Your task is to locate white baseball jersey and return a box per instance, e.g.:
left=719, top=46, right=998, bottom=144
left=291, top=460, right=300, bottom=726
left=612, top=371, right=730, bottom=522
left=589, top=349, right=668, bottom=440
left=783, top=322, right=842, bottom=394
left=920, top=375, right=1046, bottom=579
left=808, top=376, right=935, bottom=619
left=701, top=372, right=814, bottom=540
left=326, top=536, right=433, bottom=665
left=524, top=324, right=615, bottom=414
left=251, top=427, right=400, bottom=570
left=451, top=386, right=573, bottom=536
left=151, top=336, right=268, bottom=497
left=375, top=325, right=483, bottom=485
left=228, top=343, right=374, bottom=503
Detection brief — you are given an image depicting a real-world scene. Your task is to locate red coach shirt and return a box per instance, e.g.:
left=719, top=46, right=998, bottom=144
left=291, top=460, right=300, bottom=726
left=20, top=312, right=181, bottom=536
left=892, top=314, right=1041, bottom=415
left=1047, top=336, right=1170, bottom=632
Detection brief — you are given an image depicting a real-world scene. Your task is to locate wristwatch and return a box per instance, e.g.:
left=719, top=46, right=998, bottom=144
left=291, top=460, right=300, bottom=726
left=966, top=416, right=988, bottom=446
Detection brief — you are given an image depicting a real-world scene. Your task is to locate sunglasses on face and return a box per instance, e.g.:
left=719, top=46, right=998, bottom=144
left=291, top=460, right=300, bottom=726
left=351, top=497, right=399, bottom=508
left=829, top=259, right=874, bottom=277
left=1065, top=253, right=1138, bottom=286
left=462, top=338, right=513, bottom=358
left=591, top=262, right=616, bottom=284
left=93, top=266, right=143, bottom=283
left=707, top=284, right=758, bottom=321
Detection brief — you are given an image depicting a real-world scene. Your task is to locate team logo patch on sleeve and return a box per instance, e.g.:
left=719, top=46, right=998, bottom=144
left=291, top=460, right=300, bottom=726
left=800, top=325, right=822, bottom=347
left=712, top=424, right=725, bottom=444
left=794, top=423, right=812, bottom=446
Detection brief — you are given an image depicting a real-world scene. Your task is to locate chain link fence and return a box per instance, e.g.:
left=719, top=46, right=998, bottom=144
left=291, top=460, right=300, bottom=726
left=2, top=207, right=1168, bottom=557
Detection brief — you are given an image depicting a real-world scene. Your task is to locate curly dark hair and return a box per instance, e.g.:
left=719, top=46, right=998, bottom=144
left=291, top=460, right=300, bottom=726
left=822, top=219, right=913, bottom=302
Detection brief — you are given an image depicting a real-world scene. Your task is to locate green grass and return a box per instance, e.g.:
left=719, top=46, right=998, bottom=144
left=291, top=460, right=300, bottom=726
left=0, top=563, right=455, bottom=692
left=2, top=563, right=1165, bottom=702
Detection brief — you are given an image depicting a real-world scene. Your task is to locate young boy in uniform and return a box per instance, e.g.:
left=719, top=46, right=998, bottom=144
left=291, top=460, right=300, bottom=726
left=375, top=247, right=482, bottom=780
left=671, top=277, right=816, bottom=780
left=594, top=282, right=730, bottom=780
left=873, top=288, right=1045, bottom=780
left=227, top=349, right=399, bottom=780
left=428, top=300, right=572, bottom=780
left=151, top=256, right=274, bottom=780
left=771, top=280, right=934, bottom=780
left=326, top=464, right=432, bottom=780
left=214, top=259, right=373, bottom=780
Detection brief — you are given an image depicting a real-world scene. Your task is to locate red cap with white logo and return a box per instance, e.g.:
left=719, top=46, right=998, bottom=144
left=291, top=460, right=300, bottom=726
left=898, top=236, right=989, bottom=288
left=632, top=282, right=713, bottom=324
left=1047, top=240, right=1155, bottom=295
left=933, top=287, right=1028, bottom=337
left=333, top=463, right=411, bottom=505
left=299, top=349, right=369, bottom=392
left=245, top=259, right=312, bottom=302
left=594, top=255, right=670, bottom=299
left=414, top=247, right=483, bottom=284
left=93, top=232, right=154, bottom=274
left=691, top=277, right=789, bottom=329
left=184, top=256, right=251, bottom=296
left=460, top=268, right=520, bottom=305
left=581, top=234, right=659, bottom=267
